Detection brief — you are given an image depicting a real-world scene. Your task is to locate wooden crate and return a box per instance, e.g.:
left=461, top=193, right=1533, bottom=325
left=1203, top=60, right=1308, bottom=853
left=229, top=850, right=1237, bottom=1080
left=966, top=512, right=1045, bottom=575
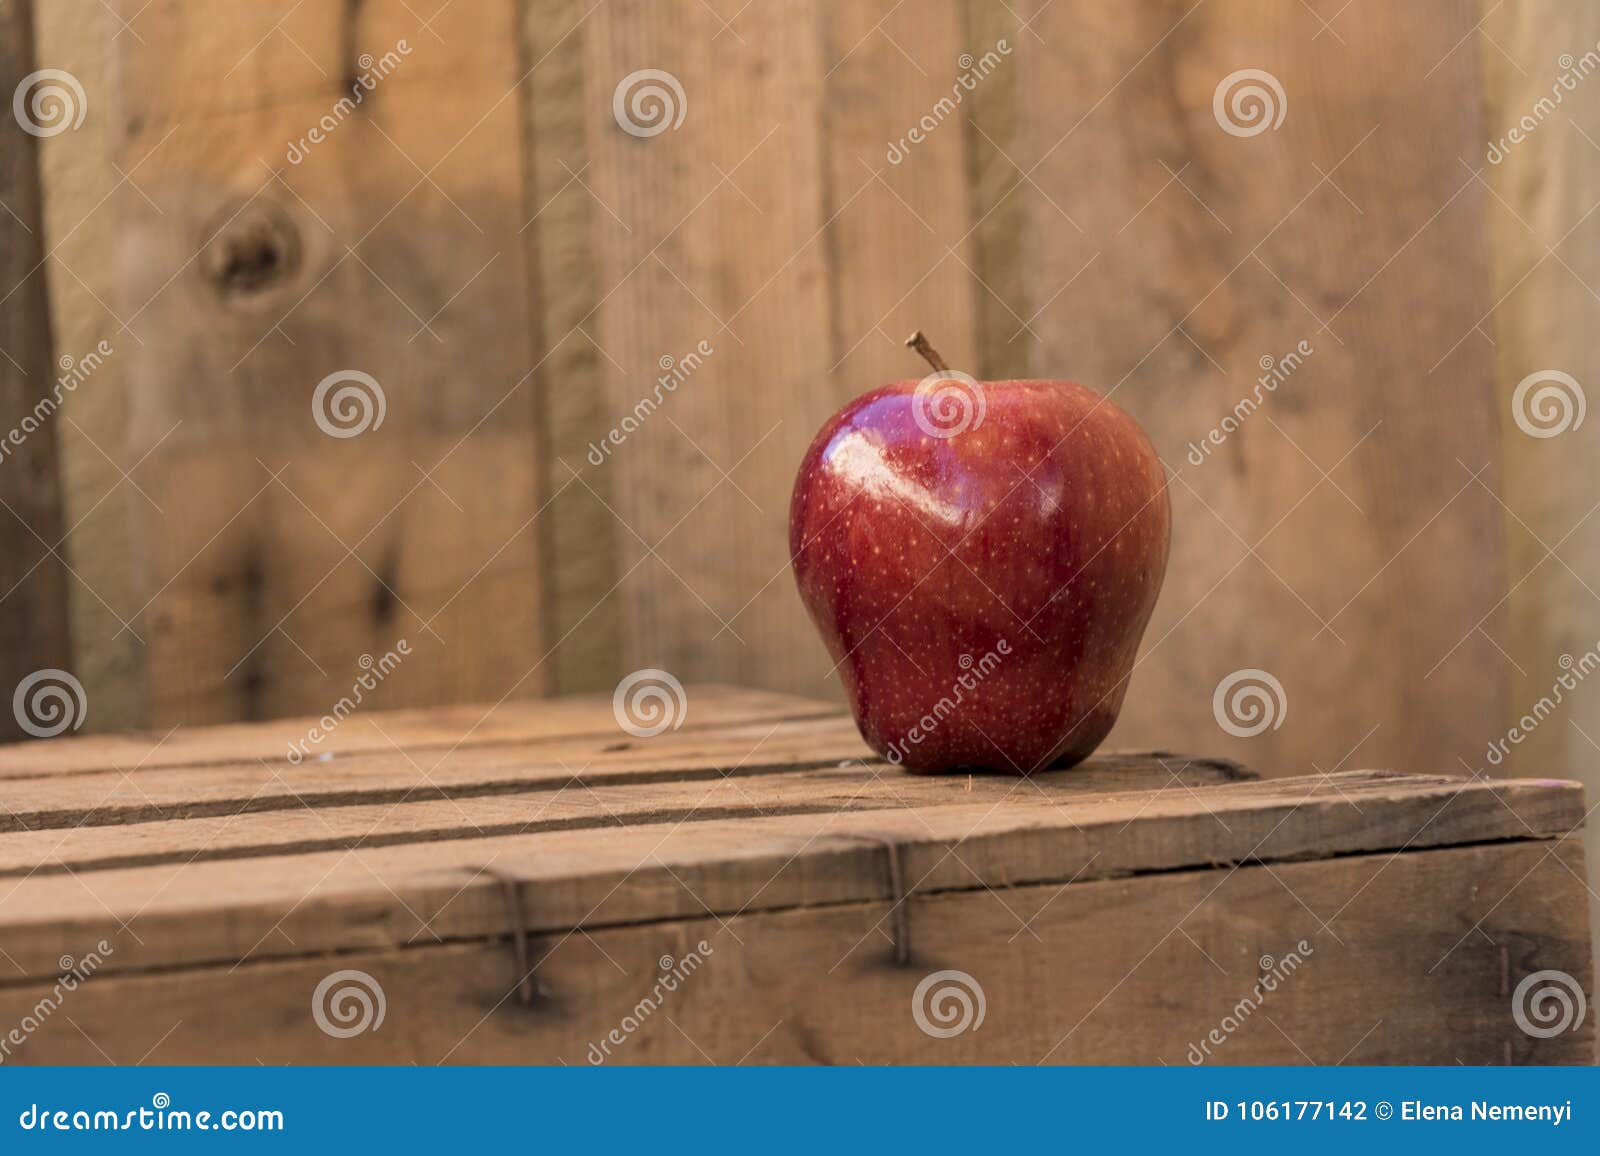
left=0, top=685, right=1590, bottom=1065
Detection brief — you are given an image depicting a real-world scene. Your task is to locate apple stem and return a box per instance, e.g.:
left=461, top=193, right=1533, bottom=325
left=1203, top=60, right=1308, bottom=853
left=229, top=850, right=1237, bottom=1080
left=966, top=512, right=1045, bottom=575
left=905, top=330, right=949, bottom=373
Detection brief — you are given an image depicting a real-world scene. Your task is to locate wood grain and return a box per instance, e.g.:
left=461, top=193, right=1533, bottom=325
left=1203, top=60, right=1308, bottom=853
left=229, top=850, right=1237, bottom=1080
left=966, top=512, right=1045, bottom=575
left=0, top=688, right=1583, bottom=1066
left=0, top=0, right=72, bottom=741
left=112, top=0, right=545, bottom=724
left=522, top=0, right=623, bottom=695
left=1, top=839, right=1587, bottom=1064
left=1003, top=0, right=1505, bottom=778
left=14, top=0, right=1549, bottom=804
left=0, top=682, right=826, bottom=778
left=0, top=727, right=1246, bottom=834
left=29, top=0, right=141, bottom=730
left=1480, top=0, right=1600, bottom=957
left=581, top=0, right=833, bottom=691
left=580, top=0, right=983, bottom=698
left=0, top=771, right=1577, bottom=981
left=0, top=748, right=1252, bottom=870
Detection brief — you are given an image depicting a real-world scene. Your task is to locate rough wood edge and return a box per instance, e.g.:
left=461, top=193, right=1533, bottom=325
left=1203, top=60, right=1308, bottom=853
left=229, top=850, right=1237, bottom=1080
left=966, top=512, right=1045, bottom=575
left=0, top=774, right=1581, bottom=983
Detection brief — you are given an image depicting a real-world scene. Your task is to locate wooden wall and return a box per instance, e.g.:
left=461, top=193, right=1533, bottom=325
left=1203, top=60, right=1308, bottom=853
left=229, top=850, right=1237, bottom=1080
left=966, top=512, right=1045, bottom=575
left=11, top=0, right=1595, bottom=828
left=35, top=0, right=548, bottom=729
left=0, top=0, right=70, bottom=742
left=1482, top=0, right=1600, bottom=938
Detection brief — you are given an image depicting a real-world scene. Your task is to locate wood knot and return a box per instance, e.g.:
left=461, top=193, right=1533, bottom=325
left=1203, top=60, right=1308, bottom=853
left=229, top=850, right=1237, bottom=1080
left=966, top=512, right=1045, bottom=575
left=200, top=199, right=301, bottom=307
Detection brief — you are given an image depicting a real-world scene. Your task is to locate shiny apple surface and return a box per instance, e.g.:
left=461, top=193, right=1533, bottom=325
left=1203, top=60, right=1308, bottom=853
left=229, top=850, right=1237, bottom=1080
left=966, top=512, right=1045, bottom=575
left=790, top=378, right=1170, bottom=773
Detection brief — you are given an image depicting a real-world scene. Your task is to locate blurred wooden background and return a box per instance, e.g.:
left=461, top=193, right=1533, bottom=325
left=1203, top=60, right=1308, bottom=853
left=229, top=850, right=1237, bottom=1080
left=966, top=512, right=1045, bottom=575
left=7, top=0, right=1600, bottom=865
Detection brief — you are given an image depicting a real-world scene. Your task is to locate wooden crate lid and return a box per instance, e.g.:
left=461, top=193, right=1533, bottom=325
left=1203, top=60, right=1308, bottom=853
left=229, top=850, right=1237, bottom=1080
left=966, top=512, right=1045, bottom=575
left=0, top=685, right=1581, bottom=983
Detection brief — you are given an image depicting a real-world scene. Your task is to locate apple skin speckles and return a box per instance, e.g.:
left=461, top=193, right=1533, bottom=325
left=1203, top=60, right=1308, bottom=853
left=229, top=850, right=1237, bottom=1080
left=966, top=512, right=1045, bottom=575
left=789, top=378, right=1170, bottom=774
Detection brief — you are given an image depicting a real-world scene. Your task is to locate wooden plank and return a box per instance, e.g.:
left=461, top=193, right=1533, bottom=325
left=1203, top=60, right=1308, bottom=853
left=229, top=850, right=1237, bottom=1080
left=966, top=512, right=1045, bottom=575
left=0, top=720, right=1243, bottom=831
left=1479, top=0, right=1600, bottom=953
left=0, top=683, right=828, bottom=779
left=0, top=0, right=72, bottom=741
left=582, top=0, right=834, bottom=691
left=0, top=773, right=1578, bottom=981
left=580, top=0, right=980, bottom=698
left=1, top=839, right=1587, bottom=1064
left=1001, top=0, right=1504, bottom=777
left=522, top=0, right=623, bottom=695
left=963, top=0, right=1031, bottom=383
left=113, top=0, right=544, bottom=724
left=0, top=715, right=882, bottom=829
left=29, top=0, right=142, bottom=732
left=823, top=0, right=981, bottom=401
left=0, top=750, right=1251, bottom=873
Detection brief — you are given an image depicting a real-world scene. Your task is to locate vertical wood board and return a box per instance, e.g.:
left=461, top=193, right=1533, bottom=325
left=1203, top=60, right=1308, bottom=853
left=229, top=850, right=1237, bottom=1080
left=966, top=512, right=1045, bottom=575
left=0, top=0, right=73, bottom=741
left=1009, top=0, right=1506, bottom=777
left=113, top=0, right=545, bottom=723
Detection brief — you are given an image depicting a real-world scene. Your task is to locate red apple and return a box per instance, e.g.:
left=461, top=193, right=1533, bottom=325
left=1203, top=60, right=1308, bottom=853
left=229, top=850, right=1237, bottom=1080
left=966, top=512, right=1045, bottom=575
left=789, top=333, right=1170, bottom=774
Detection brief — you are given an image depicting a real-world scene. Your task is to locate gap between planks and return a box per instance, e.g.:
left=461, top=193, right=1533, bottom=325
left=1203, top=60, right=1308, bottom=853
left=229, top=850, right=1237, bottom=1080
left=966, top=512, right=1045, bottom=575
left=0, top=685, right=836, bottom=781
left=0, top=750, right=1252, bottom=874
left=0, top=713, right=1248, bottom=834
left=0, top=775, right=1582, bottom=983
